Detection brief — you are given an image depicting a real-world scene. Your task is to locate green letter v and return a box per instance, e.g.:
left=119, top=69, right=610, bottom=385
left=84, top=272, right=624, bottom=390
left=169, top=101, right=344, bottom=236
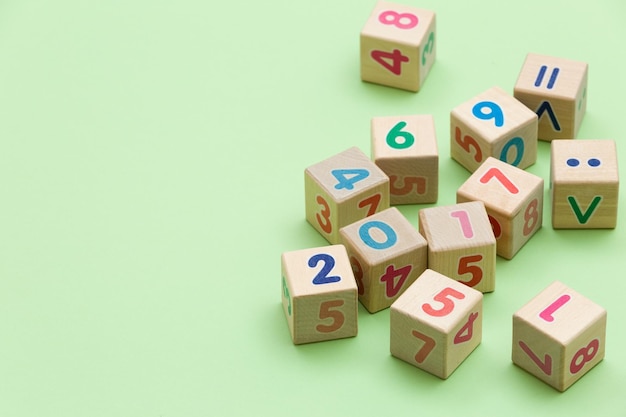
left=567, top=195, right=602, bottom=224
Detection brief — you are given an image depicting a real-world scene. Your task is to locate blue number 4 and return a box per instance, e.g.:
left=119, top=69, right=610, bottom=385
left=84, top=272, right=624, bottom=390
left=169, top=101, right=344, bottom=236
left=332, top=169, right=370, bottom=190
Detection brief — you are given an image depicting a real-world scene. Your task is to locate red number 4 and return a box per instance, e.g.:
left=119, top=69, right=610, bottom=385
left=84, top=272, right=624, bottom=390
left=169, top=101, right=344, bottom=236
left=371, top=49, right=409, bottom=75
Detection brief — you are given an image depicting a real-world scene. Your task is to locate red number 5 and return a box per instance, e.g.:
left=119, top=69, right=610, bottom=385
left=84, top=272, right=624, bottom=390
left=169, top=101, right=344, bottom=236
left=422, top=287, right=465, bottom=317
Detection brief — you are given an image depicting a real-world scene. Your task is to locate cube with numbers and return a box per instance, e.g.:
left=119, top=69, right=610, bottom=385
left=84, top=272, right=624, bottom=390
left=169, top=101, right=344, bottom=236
left=339, top=207, right=428, bottom=313
left=512, top=281, right=606, bottom=392
left=551, top=139, right=619, bottom=229
left=418, top=201, right=496, bottom=293
left=390, top=269, right=483, bottom=379
left=360, top=0, right=436, bottom=92
left=281, top=244, right=359, bottom=345
left=371, top=114, right=438, bottom=205
left=514, top=53, right=588, bottom=141
left=450, top=86, right=538, bottom=173
left=305, top=147, right=390, bottom=244
left=457, top=157, right=543, bottom=260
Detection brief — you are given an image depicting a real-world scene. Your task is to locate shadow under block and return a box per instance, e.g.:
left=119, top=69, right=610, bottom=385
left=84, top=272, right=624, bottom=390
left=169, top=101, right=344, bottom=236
left=456, top=157, right=544, bottom=260
left=550, top=139, right=618, bottom=229
left=514, top=53, right=588, bottom=141
left=418, top=201, right=496, bottom=293
left=305, top=147, right=390, bottom=244
left=512, top=281, right=606, bottom=392
left=339, top=207, right=428, bottom=313
left=450, top=86, right=538, bottom=173
left=360, top=0, right=435, bottom=92
left=390, top=269, right=483, bottom=379
left=281, top=244, right=358, bottom=345
left=371, top=114, right=438, bottom=204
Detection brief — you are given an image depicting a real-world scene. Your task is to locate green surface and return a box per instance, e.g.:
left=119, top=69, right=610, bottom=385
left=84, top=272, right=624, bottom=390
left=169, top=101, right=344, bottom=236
left=1, top=0, right=625, bottom=415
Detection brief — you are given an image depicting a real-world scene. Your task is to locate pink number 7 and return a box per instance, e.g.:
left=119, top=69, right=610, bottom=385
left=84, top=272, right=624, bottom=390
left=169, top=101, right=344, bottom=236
left=479, top=167, right=519, bottom=194
left=539, top=294, right=571, bottom=322
left=519, top=340, right=552, bottom=375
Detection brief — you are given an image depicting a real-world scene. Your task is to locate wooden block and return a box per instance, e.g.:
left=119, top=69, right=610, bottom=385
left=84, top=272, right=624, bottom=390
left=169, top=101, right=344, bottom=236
left=514, top=53, right=588, bottom=141
left=512, top=281, right=606, bottom=392
left=418, top=201, right=496, bottom=293
left=390, top=269, right=483, bottom=379
left=305, top=147, right=390, bottom=244
left=551, top=139, right=619, bottom=229
left=371, top=114, right=438, bottom=204
left=456, top=157, right=543, bottom=259
left=339, top=207, right=428, bottom=313
left=281, top=244, right=358, bottom=345
left=360, top=0, right=436, bottom=92
left=450, top=86, right=538, bottom=173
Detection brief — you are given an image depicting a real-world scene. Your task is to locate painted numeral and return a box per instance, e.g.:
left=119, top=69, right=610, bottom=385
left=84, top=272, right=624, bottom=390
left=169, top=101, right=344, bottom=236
left=480, top=167, right=519, bottom=194
left=421, top=32, right=435, bottom=65
left=358, top=193, right=382, bottom=216
left=359, top=220, right=398, bottom=250
left=371, top=49, right=409, bottom=75
left=380, top=264, right=412, bottom=298
left=472, top=101, right=504, bottom=127
left=316, top=299, right=345, bottom=333
left=378, top=10, right=419, bottom=29
left=282, top=276, right=292, bottom=316
left=454, top=312, right=479, bottom=344
left=519, top=340, right=552, bottom=376
left=309, top=253, right=341, bottom=285
left=523, top=198, right=540, bottom=236
left=390, top=175, right=426, bottom=196
left=500, top=137, right=524, bottom=167
left=539, top=294, right=571, bottom=322
left=455, top=126, right=483, bottom=163
left=386, top=121, right=415, bottom=149
left=332, top=168, right=370, bottom=190
left=570, top=339, right=600, bottom=374
left=457, top=255, right=483, bottom=287
left=450, top=209, right=474, bottom=239
left=422, top=287, right=465, bottom=317
left=488, top=214, right=503, bottom=239
left=411, top=330, right=436, bottom=363
left=315, top=195, right=332, bottom=234
left=349, top=256, right=365, bottom=296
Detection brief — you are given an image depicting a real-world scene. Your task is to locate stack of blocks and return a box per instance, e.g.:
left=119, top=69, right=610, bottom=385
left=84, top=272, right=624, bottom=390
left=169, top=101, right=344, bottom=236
left=280, top=0, right=617, bottom=392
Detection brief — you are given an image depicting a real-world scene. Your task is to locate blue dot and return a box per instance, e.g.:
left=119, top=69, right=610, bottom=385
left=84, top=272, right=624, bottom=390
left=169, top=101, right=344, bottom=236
left=588, top=158, right=601, bottom=167
left=567, top=158, right=580, bottom=167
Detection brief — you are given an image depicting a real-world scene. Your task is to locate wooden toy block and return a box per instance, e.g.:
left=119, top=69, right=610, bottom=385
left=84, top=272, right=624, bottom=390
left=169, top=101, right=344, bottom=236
left=450, top=86, right=538, bottom=173
left=512, top=281, right=606, bottom=392
left=360, top=0, right=436, bottom=92
left=514, top=53, right=588, bottom=141
left=390, top=269, right=483, bottom=379
left=339, top=207, right=428, bottom=313
left=281, top=244, right=358, bottom=345
left=456, top=157, right=543, bottom=260
left=550, top=139, right=619, bottom=229
left=418, top=201, right=496, bottom=293
left=305, top=147, right=390, bottom=244
left=371, top=114, right=438, bottom=205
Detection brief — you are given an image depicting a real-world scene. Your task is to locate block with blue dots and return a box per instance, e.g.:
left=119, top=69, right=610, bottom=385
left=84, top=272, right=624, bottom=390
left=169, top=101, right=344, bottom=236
left=550, top=140, right=618, bottom=228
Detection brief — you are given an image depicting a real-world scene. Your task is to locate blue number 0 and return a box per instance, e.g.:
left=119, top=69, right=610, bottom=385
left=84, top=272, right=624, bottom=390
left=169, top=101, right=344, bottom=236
left=500, top=137, right=524, bottom=167
left=359, top=220, right=397, bottom=250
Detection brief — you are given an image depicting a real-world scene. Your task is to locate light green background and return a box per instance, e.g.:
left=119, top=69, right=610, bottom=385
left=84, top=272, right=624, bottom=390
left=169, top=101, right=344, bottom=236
left=1, top=0, right=624, bottom=416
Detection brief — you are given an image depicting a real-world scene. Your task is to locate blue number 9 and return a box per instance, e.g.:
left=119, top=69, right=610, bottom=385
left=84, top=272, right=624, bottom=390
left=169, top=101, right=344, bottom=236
left=472, top=101, right=504, bottom=127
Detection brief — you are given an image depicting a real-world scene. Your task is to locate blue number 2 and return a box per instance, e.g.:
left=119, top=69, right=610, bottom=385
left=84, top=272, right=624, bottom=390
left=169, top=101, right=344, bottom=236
left=472, top=101, right=504, bottom=127
left=309, top=253, right=341, bottom=285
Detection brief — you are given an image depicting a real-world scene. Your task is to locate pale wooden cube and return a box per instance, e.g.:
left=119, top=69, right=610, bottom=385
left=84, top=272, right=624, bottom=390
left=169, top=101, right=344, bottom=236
left=418, top=201, right=496, bottom=293
left=371, top=114, right=438, bottom=204
left=457, top=157, right=543, bottom=260
left=512, top=281, right=606, bottom=392
left=450, top=86, right=538, bottom=173
left=305, top=147, right=390, bottom=244
left=281, top=244, right=358, bottom=345
left=551, top=140, right=619, bottom=229
left=339, top=207, right=428, bottom=313
left=514, top=53, right=588, bottom=141
left=390, top=269, right=483, bottom=379
left=360, top=0, right=436, bottom=92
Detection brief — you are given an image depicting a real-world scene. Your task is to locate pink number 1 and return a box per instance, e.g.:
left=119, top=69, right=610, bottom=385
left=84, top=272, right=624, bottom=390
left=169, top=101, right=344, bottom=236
left=450, top=209, right=474, bottom=239
left=539, top=294, right=571, bottom=322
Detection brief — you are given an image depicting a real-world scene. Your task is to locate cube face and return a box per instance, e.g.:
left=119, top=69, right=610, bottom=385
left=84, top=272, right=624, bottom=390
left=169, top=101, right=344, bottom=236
left=390, top=269, right=483, bottom=379
left=551, top=140, right=619, bottom=229
left=371, top=114, right=439, bottom=204
left=457, top=157, right=544, bottom=259
left=339, top=207, right=428, bottom=313
left=418, top=201, right=496, bottom=293
left=305, top=147, right=390, bottom=244
left=512, top=281, right=606, bottom=391
left=450, top=86, right=538, bottom=173
left=281, top=245, right=358, bottom=345
left=514, top=53, right=588, bottom=140
left=360, top=1, right=436, bottom=92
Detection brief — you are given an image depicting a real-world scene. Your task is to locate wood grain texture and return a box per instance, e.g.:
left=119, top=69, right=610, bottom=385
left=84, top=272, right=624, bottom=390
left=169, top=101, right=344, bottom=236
left=360, top=0, right=435, bottom=92
left=514, top=53, right=588, bottom=141
left=550, top=139, right=619, bottom=229
left=512, top=281, right=606, bottom=392
left=450, top=86, right=538, bottom=173
left=418, top=201, right=496, bottom=293
left=339, top=207, right=427, bottom=313
left=390, top=269, right=483, bottom=379
left=371, top=114, right=438, bottom=204
left=456, top=157, right=544, bottom=259
left=281, top=244, right=358, bottom=345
